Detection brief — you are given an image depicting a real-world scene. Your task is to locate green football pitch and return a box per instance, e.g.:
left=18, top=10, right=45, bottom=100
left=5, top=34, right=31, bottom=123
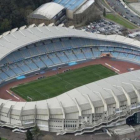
left=11, top=64, right=117, bottom=101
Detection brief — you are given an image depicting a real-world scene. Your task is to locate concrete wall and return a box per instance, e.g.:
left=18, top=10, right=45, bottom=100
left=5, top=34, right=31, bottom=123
left=73, top=3, right=99, bottom=25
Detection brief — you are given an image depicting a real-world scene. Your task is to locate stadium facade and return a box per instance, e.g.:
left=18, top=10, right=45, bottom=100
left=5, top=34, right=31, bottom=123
left=0, top=25, right=140, bottom=134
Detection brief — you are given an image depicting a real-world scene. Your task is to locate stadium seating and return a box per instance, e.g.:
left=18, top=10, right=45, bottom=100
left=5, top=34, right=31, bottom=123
left=32, top=57, right=46, bottom=69
left=9, top=64, right=23, bottom=76
left=65, top=50, right=77, bottom=61
left=48, top=53, right=62, bottom=65
left=134, top=55, right=140, bottom=62
left=0, top=37, right=140, bottom=82
left=92, top=51, right=101, bottom=58
left=82, top=48, right=94, bottom=59
left=73, top=49, right=85, bottom=60
left=24, top=59, right=38, bottom=71
left=56, top=52, right=69, bottom=63
left=16, top=61, right=31, bottom=73
left=0, top=70, right=9, bottom=81
left=1, top=67, right=16, bottom=78
left=40, top=55, right=54, bottom=67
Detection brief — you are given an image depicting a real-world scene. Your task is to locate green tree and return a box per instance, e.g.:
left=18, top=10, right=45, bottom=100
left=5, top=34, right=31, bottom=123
left=103, top=8, right=106, bottom=17
left=32, top=125, right=41, bottom=140
left=26, top=129, right=33, bottom=140
left=0, top=0, right=52, bottom=35
left=0, top=19, right=11, bottom=33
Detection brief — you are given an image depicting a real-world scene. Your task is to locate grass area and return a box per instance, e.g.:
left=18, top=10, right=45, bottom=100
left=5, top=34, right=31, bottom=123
left=105, top=13, right=137, bottom=29
left=1, top=138, right=7, bottom=140
left=11, top=65, right=116, bottom=101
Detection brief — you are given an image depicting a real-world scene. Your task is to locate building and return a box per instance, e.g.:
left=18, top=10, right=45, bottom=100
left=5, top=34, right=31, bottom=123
left=28, top=2, right=66, bottom=25
left=28, top=0, right=97, bottom=26
left=0, top=25, right=140, bottom=134
left=126, top=112, right=140, bottom=125
left=54, top=0, right=95, bottom=24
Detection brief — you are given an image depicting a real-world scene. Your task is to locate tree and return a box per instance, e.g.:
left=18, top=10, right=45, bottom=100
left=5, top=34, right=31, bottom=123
left=26, top=129, right=33, bottom=140
left=32, top=125, right=41, bottom=140
left=0, top=0, right=52, bottom=35
left=121, top=27, right=129, bottom=36
left=103, top=8, right=106, bottom=17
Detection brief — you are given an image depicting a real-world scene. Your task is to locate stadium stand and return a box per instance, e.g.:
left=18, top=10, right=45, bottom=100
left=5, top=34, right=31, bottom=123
left=1, top=39, right=140, bottom=82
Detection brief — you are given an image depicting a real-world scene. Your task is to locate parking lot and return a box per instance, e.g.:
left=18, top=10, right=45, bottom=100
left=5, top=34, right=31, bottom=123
left=80, top=19, right=123, bottom=35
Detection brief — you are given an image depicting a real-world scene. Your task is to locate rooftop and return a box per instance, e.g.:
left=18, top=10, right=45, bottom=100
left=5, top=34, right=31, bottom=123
left=30, top=2, right=65, bottom=20
left=75, top=0, right=95, bottom=14
left=53, top=0, right=86, bottom=10
left=0, top=25, right=140, bottom=63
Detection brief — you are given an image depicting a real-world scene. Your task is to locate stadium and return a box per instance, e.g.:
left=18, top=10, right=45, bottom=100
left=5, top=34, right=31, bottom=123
left=0, top=24, right=140, bottom=135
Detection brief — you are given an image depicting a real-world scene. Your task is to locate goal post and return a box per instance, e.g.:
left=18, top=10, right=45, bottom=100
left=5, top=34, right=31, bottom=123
left=27, top=96, right=32, bottom=101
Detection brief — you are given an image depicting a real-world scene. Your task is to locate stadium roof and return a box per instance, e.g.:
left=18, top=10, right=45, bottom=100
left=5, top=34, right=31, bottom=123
left=29, top=2, right=65, bottom=20
left=1, top=69, right=140, bottom=115
left=53, top=0, right=86, bottom=10
left=0, top=25, right=140, bottom=62
left=75, top=0, right=95, bottom=14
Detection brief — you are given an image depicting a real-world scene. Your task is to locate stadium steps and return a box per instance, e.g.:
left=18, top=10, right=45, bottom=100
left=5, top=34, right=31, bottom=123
left=1, top=68, right=11, bottom=79
left=80, top=49, right=87, bottom=59
left=47, top=54, right=56, bottom=66
left=8, top=66, right=18, bottom=76
left=71, top=49, right=79, bottom=60
left=16, top=61, right=31, bottom=73
left=9, top=64, right=24, bottom=76
left=40, top=55, right=54, bottom=67
left=82, top=48, right=94, bottom=59
left=90, top=48, right=96, bottom=58
left=63, top=51, right=71, bottom=62
left=56, top=52, right=69, bottom=63
left=27, top=58, right=40, bottom=70
left=23, top=60, right=36, bottom=71
left=32, top=57, right=46, bottom=69
left=38, top=56, right=48, bottom=68
left=55, top=53, right=63, bottom=64
left=15, top=63, right=25, bottom=73
left=63, top=51, right=72, bottom=62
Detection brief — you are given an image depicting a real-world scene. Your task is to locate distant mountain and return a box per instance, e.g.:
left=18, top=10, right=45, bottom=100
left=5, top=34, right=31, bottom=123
left=0, top=0, right=52, bottom=34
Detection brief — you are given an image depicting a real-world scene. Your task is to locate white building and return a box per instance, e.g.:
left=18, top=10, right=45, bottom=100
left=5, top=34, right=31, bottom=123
left=28, top=2, right=66, bottom=25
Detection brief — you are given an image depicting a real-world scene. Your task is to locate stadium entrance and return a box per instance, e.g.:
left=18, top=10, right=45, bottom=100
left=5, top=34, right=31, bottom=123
left=101, top=53, right=112, bottom=57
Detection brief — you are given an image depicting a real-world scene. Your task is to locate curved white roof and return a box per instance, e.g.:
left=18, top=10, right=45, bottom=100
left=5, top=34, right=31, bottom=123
left=30, top=2, right=65, bottom=20
left=0, top=25, right=140, bottom=63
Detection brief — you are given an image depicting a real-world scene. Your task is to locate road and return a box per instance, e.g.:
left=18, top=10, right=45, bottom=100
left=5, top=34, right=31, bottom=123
left=106, top=0, right=140, bottom=26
